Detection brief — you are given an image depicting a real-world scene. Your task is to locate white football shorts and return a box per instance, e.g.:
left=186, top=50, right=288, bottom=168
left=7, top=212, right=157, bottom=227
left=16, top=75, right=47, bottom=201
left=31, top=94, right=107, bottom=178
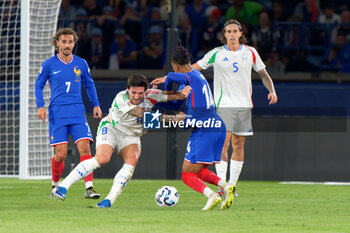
left=217, top=108, right=253, bottom=136
left=96, top=118, right=141, bottom=153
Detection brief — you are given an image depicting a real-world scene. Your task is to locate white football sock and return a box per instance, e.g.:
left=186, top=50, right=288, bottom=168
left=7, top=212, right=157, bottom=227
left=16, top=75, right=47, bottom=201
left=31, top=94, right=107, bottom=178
left=106, top=164, right=135, bottom=205
left=52, top=181, right=60, bottom=187
left=215, top=160, right=228, bottom=181
left=60, top=158, right=100, bottom=190
left=229, top=160, right=244, bottom=185
left=203, top=187, right=216, bottom=198
left=85, top=181, right=93, bottom=190
left=218, top=179, right=228, bottom=189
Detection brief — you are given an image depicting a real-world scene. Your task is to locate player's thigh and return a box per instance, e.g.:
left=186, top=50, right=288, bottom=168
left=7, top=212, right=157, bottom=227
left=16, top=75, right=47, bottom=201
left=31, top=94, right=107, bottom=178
left=118, top=143, right=141, bottom=167
left=69, top=117, right=93, bottom=144
left=49, top=119, right=69, bottom=146
left=182, top=160, right=206, bottom=173
left=96, top=118, right=119, bottom=149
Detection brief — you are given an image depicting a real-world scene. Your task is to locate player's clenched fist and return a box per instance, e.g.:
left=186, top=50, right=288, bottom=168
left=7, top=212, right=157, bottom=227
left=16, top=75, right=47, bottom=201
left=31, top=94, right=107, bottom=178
left=93, top=106, right=102, bottom=119
left=267, top=92, right=278, bottom=105
left=179, top=86, right=192, bottom=99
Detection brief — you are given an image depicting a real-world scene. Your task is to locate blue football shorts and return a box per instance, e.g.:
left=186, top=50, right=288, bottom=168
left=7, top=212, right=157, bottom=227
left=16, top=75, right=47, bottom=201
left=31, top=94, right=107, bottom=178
left=48, top=117, right=93, bottom=146
left=184, top=118, right=226, bottom=164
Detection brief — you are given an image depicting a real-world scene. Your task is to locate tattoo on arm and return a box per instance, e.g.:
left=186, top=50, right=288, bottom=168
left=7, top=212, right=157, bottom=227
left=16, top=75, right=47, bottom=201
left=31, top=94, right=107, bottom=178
left=258, top=69, right=276, bottom=93
left=128, top=106, right=144, bottom=119
left=163, top=90, right=176, bottom=95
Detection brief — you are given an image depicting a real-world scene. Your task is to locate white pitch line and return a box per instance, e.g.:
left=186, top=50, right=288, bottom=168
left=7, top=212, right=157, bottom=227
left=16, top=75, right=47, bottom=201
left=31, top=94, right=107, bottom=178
left=279, top=181, right=350, bottom=186
left=0, top=186, right=13, bottom=189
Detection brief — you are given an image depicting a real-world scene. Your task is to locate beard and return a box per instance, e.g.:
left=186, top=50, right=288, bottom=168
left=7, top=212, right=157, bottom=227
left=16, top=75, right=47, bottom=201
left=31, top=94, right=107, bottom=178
left=61, top=48, right=72, bottom=56
left=131, top=99, right=142, bottom=105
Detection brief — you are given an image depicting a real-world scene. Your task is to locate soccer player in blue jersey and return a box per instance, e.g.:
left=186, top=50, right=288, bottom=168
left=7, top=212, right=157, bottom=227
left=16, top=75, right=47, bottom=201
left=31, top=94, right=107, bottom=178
left=35, top=28, right=102, bottom=199
left=152, top=46, right=235, bottom=210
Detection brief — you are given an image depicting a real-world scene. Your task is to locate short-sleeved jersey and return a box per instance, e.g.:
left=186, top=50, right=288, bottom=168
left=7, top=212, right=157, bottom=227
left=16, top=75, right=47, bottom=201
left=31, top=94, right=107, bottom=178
left=35, top=54, right=100, bottom=119
left=197, top=44, right=265, bottom=108
left=165, top=69, right=216, bottom=118
left=108, top=89, right=167, bottom=136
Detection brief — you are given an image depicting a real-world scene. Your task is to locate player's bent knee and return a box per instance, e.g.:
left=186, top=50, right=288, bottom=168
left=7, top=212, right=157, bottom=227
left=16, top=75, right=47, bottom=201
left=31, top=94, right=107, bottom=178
left=119, top=144, right=141, bottom=167
left=54, top=144, right=68, bottom=161
left=54, top=153, right=67, bottom=162
left=95, top=154, right=111, bottom=166
left=78, top=149, right=91, bottom=156
left=232, top=142, right=244, bottom=152
left=123, top=157, right=139, bottom=167
left=232, top=138, right=245, bottom=150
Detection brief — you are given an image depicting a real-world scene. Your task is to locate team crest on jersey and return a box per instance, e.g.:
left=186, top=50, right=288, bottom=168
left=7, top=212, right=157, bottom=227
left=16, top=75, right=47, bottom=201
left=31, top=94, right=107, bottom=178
left=74, top=66, right=81, bottom=77
left=242, top=54, right=248, bottom=61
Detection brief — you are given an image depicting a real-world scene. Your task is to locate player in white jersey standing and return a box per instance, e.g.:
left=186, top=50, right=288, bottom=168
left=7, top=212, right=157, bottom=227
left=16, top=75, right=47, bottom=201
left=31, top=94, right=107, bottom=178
left=192, top=19, right=278, bottom=196
left=51, top=74, right=191, bottom=208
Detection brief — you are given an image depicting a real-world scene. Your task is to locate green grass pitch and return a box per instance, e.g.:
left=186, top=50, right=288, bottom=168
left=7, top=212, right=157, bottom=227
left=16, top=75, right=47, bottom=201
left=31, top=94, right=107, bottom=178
left=1, top=178, right=350, bottom=233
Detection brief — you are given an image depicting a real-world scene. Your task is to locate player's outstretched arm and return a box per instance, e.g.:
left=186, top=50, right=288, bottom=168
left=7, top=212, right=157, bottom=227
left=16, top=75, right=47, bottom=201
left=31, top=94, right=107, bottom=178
left=163, top=90, right=176, bottom=94
left=93, top=106, right=102, bottom=119
left=150, top=76, right=166, bottom=88
left=37, top=107, right=48, bottom=122
left=167, top=86, right=192, bottom=101
left=257, top=69, right=278, bottom=105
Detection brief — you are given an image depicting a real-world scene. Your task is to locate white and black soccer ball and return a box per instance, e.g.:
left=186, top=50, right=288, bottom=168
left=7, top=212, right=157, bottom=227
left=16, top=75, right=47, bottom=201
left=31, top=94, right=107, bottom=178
left=155, top=186, right=179, bottom=207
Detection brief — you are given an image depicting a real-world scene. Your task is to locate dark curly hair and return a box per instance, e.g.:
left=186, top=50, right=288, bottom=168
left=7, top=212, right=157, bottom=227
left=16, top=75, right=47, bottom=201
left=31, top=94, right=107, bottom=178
left=127, top=74, right=149, bottom=90
left=171, top=46, right=192, bottom=65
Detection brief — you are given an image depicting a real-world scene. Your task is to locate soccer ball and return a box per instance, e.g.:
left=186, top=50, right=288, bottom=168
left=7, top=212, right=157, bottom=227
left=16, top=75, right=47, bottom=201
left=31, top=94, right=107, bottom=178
left=155, top=186, right=179, bottom=207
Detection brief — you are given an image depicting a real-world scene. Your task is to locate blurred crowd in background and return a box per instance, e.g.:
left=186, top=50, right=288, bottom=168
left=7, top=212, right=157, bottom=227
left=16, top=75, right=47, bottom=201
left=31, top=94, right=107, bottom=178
left=58, top=0, right=350, bottom=73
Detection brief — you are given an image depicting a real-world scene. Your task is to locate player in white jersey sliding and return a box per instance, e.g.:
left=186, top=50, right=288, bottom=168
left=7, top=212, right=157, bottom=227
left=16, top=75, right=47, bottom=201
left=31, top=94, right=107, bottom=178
left=192, top=19, right=278, bottom=196
left=51, top=74, right=191, bottom=208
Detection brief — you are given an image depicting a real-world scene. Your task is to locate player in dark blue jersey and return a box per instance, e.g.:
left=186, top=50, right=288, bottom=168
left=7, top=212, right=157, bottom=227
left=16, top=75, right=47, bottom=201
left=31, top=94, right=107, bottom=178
left=152, top=46, right=235, bottom=210
left=35, top=28, right=102, bottom=199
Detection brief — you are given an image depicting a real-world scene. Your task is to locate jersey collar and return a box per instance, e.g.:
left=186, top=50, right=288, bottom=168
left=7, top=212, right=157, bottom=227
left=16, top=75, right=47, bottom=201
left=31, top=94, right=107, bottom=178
left=57, top=54, right=73, bottom=65
left=224, top=44, right=242, bottom=52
